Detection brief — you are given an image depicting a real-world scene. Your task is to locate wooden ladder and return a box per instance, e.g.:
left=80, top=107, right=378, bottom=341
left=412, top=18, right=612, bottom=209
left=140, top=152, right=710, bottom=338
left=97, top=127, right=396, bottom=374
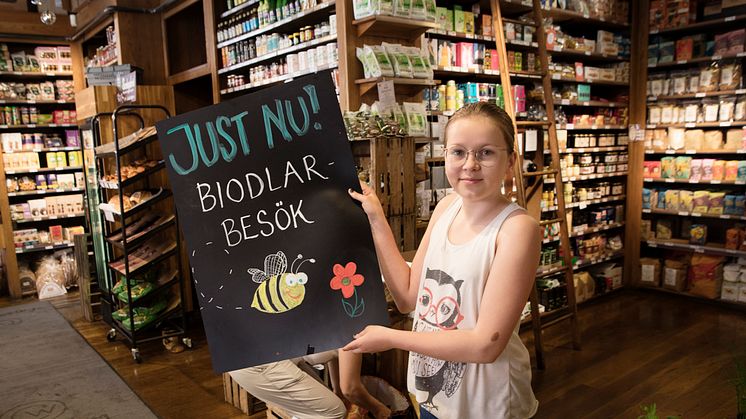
left=489, top=0, right=581, bottom=369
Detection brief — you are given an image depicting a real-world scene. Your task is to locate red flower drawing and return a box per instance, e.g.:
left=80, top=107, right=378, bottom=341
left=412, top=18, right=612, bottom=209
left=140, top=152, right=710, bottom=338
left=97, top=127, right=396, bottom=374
left=330, top=262, right=364, bottom=298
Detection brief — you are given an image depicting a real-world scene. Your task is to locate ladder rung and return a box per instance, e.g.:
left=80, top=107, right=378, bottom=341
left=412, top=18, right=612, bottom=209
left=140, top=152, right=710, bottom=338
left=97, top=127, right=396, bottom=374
left=540, top=218, right=562, bottom=226
left=524, top=169, right=558, bottom=177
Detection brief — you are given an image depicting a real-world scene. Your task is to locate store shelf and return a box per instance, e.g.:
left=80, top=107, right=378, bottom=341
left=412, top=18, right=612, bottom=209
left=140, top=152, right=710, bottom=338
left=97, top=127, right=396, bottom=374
left=99, top=161, right=166, bottom=190
left=573, top=250, right=624, bottom=270
left=536, top=264, right=568, bottom=278
left=543, top=222, right=626, bottom=243
left=4, top=165, right=82, bottom=175
left=2, top=146, right=80, bottom=153
left=545, top=145, right=628, bottom=154
left=14, top=213, right=85, bottom=224
left=650, top=14, right=746, bottom=36
left=648, top=52, right=746, bottom=69
left=0, top=71, right=73, bottom=78
left=550, top=75, right=629, bottom=86
left=644, top=239, right=746, bottom=258
left=100, top=189, right=173, bottom=221
left=15, top=241, right=74, bottom=254
left=118, top=272, right=181, bottom=307
left=216, top=1, right=335, bottom=48
left=646, top=121, right=746, bottom=129
left=555, top=124, right=628, bottom=130
left=642, top=208, right=746, bottom=221
left=106, top=215, right=177, bottom=251
left=0, top=99, right=74, bottom=105
left=218, top=34, right=337, bottom=75
left=107, top=243, right=178, bottom=276
left=543, top=8, right=629, bottom=29
left=7, top=187, right=84, bottom=197
left=352, top=15, right=438, bottom=39
left=221, top=63, right=339, bottom=95
left=95, top=128, right=158, bottom=158
left=554, top=99, right=628, bottom=107
left=433, top=66, right=543, bottom=79
left=355, top=76, right=437, bottom=96
left=640, top=286, right=746, bottom=311
left=647, top=89, right=746, bottom=101
left=0, top=123, right=77, bottom=129
left=645, top=148, right=746, bottom=155
left=643, top=177, right=745, bottom=185
left=544, top=171, right=628, bottom=183
left=112, top=304, right=184, bottom=338
left=516, top=120, right=551, bottom=127
left=220, top=0, right=260, bottom=18
left=425, top=29, right=538, bottom=49
left=548, top=47, right=626, bottom=62
left=542, top=194, right=626, bottom=212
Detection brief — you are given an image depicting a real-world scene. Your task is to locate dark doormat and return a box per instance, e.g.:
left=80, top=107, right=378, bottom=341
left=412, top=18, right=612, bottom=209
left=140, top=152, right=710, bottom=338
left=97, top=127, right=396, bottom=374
left=0, top=301, right=157, bottom=419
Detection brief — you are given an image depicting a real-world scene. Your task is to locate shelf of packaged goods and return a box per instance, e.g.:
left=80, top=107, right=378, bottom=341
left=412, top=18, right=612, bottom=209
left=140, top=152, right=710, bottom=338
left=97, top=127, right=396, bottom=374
left=648, top=52, right=746, bottom=69
left=544, top=171, right=628, bottom=183
left=543, top=8, right=629, bottom=29
left=2, top=146, right=80, bottom=154
left=4, top=166, right=83, bottom=175
left=94, top=129, right=158, bottom=159
left=556, top=124, right=628, bottom=130
left=0, top=124, right=77, bottom=129
left=536, top=264, right=568, bottom=278
left=554, top=99, right=628, bottom=108
left=549, top=76, right=629, bottom=87
left=218, top=34, right=337, bottom=74
left=510, top=70, right=544, bottom=79
left=221, top=63, right=339, bottom=95
left=100, top=189, right=172, bottom=221
left=354, top=76, right=437, bottom=96
left=542, top=222, right=626, bottom=244
left=217, top=1, right=335, bottom=48
left=433, top=66, right=543, bottom=79
left=542, top=194, right=626, bottom=213
left=111, top=304, right=184, bottom=341
left=647, top=89, right=746, bottom=101
left=548, top=47, right=626, bottom=62
left=14, top=213, right=85, bottom=224
left=643, top=177, right=746, bottom=186
left=640, top=287, right=746, bottom=310
left=352, top=14, right=438, bottom=39
left=499, top=0, right=533, bottom=16
left=521, top=307, right=573, bottom=329
left=646, top=121, right=746, bottom=129
left=99, top=161, right=166, bottom=190
left=516, top=121, right=551, bottom=127
left=7, top=187, right=85, bottom=197
left=0, top=71, right=73, bottom=78
left=0, top=99, right=74, bottom=105
left=644, top=239, right=746, bottom=258
left=106, top=216, right=177, bottom=251
left=645, top=148, right=746, bottom=155
left=425, top=29, right=538, bottom=49
left=220, top=0, right=261, bottom=19
left=15, top=241, right=74, bottom=254
left=545, top=145, right=628, bottom=154
left=650, top=14, right=746, bottom=36
left=573, top=251, right=624, bottom=270
left=107, top=243, right=178, bottom=276
left=642, top=208, right=746, bottom=221
left=114, top=271, right=180, bottom=307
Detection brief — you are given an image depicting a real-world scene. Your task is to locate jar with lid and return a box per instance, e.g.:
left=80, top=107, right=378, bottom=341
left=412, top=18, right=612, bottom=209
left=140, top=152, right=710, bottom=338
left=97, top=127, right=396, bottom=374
left=579, top=163, right=594, bottom=175
left=320, top=21, right=330, bottom=37
left=579, top=153, right=593, bottom=165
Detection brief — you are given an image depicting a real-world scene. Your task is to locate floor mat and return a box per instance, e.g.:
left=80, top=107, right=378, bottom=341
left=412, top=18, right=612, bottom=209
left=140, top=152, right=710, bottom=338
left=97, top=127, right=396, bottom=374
left=0, top=301, right=156, bottom=419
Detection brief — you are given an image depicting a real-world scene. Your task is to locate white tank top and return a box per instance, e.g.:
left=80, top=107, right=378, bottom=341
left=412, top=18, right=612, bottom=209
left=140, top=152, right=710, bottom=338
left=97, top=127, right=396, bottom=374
left=407, top=198, right=539, bottom=419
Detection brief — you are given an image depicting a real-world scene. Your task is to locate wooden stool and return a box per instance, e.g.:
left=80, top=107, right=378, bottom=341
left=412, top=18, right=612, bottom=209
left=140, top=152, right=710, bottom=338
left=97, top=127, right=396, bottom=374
left=222, top=373, right=266, bottom=416
left=265, top=402, right=292, bottom=419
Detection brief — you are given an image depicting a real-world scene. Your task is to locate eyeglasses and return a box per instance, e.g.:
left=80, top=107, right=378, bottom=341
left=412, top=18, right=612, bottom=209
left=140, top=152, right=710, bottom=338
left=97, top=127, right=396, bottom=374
left=444, top=146, right=507, bottom=167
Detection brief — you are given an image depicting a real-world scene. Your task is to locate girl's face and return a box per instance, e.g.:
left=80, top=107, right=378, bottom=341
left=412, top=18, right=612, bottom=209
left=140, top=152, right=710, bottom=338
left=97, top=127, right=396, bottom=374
left=444, top=116, right=515, bottom=201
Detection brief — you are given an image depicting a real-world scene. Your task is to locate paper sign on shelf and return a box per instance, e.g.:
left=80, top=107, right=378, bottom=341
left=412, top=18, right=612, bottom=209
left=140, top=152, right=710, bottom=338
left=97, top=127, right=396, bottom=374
left=376, top=80, right=396, bottom=111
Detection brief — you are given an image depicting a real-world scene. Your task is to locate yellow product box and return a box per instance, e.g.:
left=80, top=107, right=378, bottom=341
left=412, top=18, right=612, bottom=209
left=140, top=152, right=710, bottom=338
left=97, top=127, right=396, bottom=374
left=463, top=11, right=475, bottom=35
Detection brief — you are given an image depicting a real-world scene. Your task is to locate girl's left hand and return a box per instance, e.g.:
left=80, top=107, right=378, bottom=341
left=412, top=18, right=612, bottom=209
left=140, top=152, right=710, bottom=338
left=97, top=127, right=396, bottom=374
left=342, top=325, right=394, bottom=353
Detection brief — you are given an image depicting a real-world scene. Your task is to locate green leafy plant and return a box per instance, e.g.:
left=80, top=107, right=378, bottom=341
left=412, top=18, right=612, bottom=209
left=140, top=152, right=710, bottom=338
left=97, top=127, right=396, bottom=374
left=638, top=403, right=680, bottom=419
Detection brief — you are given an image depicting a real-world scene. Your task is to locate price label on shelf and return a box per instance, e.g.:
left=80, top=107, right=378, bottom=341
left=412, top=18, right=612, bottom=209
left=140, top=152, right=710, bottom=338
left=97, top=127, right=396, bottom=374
left=712, top=55, right=722, bottom=60
left=711, top=180, right=721, bottom=184
left=719, top=122, right=732, bottom=127
left=685, top=149, right=696, bottom=154
left=685, top=123, right=696, bottom=128
left=649, top=242, right=658, bottom=248
left=694, top=247, right=704, bottom=254
left=695, top=93, right=706, bottom=98
left=665, top=178, right=675, bottom=183
left=677, top=60, right=687, bottom=64
left=579, top=203, right=587, bottom=210
left=44, top=246, right=53, bottom=250
left=736, top=89, right=746, bottom=95
left=725, top=16, right=736, bottom=22
left=561, top=99, right=570, bottom=105
left=552, top=74, right=561, bottom=80
left=720, top=215, right=731, bottom=219
left=691, top=212, right=702, bottom=217
left=665, top=150, right=676, bottom=154
left=678, top=212, right=688, bottom=216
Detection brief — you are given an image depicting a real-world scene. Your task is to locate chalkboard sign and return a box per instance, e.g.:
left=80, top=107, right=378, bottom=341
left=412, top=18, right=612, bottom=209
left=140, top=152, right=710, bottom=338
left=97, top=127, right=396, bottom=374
left=156, top=71, right=389, bottom=373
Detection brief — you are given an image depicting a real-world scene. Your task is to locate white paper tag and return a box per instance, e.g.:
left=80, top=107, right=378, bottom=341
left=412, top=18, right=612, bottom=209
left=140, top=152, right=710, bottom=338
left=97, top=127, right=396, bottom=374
left=377, top=80, right=396, bottom=111
left=104, top=209, right=115, bottom=222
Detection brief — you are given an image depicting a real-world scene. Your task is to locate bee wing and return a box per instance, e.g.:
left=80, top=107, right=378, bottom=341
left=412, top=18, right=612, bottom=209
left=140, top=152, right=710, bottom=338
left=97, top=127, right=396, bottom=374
left=264, top=251, right=288, bottom=277
left=248, top=268, right=269, bottom=283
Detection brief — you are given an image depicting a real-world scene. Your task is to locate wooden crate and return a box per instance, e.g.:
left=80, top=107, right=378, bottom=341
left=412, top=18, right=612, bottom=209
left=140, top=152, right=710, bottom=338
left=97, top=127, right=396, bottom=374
left=74, top=234, right=101, bottom=322
left=388, top=214, right=417, bottom=252
left=222, top=373, right=267, bottom=416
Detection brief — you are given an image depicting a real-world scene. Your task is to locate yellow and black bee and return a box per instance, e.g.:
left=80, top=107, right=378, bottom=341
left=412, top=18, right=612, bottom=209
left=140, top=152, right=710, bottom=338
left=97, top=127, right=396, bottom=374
left=249, top=251, right=315, bottom=314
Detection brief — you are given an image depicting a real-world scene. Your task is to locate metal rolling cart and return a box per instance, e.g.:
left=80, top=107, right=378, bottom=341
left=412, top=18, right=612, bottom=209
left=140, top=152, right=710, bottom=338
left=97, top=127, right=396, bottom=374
left=86, top=105, right=189, bottom=363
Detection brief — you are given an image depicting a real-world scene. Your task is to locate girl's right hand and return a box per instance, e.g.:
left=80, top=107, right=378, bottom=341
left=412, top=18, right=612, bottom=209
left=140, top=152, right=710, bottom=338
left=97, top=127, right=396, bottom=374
left=348, top=181, right=385, bottom=224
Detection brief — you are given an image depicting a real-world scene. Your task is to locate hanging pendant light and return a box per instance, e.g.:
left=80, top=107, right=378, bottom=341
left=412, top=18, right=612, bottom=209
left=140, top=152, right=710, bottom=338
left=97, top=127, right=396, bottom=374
left=38, top=0, right=57, bottom=26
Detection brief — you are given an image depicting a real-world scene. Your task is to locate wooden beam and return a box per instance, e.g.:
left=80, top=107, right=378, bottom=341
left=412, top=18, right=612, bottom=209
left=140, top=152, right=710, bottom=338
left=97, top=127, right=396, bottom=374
left=0, top=10, right=74, bottom=38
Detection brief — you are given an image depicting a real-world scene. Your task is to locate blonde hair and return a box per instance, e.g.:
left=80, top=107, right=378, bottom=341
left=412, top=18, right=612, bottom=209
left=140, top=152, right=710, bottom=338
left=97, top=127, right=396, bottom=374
left=443, top=102, right=515, bottom=153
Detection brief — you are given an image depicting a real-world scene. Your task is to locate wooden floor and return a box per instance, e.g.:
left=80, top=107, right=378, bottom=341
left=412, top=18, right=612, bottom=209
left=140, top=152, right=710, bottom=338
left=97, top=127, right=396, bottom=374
left=3, top=289, right=745, bottom=418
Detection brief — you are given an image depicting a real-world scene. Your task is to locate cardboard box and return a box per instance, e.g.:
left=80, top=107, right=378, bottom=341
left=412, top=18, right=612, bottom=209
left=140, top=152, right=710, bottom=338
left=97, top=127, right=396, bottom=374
left=481, top=14, right=492, bottom=36
left=454, top=9, right=465, bottom=33
left=640, top=258, right=661, bottom=287
left=49, top=225, right=63, bottom=242
left=722, top=281, right=740, bottom=301
left=663, top=260, right=688, bottom=292
left=436, top=7, right=448, bottom=30
left=597, top=30, right=615, bottom=43
left=676, top=38, right=693, bottom=61
left=463, top=11, right=475, bottom=34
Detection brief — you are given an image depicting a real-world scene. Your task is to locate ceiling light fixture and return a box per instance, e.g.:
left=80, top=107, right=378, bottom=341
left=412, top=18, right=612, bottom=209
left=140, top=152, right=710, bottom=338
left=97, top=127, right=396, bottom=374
left=37, top=0, right=56, bottom=26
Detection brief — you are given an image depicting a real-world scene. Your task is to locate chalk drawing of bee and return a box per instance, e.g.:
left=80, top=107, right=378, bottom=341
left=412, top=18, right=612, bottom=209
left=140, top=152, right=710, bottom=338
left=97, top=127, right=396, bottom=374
left=249, top=251, right=315, bottom=314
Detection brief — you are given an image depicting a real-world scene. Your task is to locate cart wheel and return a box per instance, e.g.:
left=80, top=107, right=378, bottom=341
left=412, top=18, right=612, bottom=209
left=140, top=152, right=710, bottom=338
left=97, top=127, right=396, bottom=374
left=182, top=337, right=193, bottom=349
left=132, top=348, right=142, bottom=363
left=106, top=329, right=117, bottom=342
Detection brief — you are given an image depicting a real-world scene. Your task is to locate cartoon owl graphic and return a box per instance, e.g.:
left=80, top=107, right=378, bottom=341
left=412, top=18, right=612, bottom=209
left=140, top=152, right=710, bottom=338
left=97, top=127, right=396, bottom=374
left=410, top=268, right=466, bottom=408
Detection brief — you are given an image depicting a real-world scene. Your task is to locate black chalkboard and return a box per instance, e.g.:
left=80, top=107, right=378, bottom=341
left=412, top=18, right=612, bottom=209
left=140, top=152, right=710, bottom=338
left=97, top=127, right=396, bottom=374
left=155, top=71, right=389, bottom=373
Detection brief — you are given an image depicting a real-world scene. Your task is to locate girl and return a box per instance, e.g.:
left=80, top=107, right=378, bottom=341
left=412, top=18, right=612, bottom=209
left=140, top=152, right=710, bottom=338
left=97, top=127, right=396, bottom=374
left=344, top=102, right=541, bottom=418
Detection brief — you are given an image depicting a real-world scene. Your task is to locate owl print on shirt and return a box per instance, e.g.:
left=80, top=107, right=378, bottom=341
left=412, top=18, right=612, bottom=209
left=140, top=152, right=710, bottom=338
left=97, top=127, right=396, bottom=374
left=410, top=268, right=467, bottom=409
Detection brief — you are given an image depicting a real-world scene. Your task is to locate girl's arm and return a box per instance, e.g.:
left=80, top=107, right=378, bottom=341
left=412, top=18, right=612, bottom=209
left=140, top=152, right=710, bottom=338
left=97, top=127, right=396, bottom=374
left=343, top=212, right=541, bottom=364
left=349, top=184, right=457, bottom=314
